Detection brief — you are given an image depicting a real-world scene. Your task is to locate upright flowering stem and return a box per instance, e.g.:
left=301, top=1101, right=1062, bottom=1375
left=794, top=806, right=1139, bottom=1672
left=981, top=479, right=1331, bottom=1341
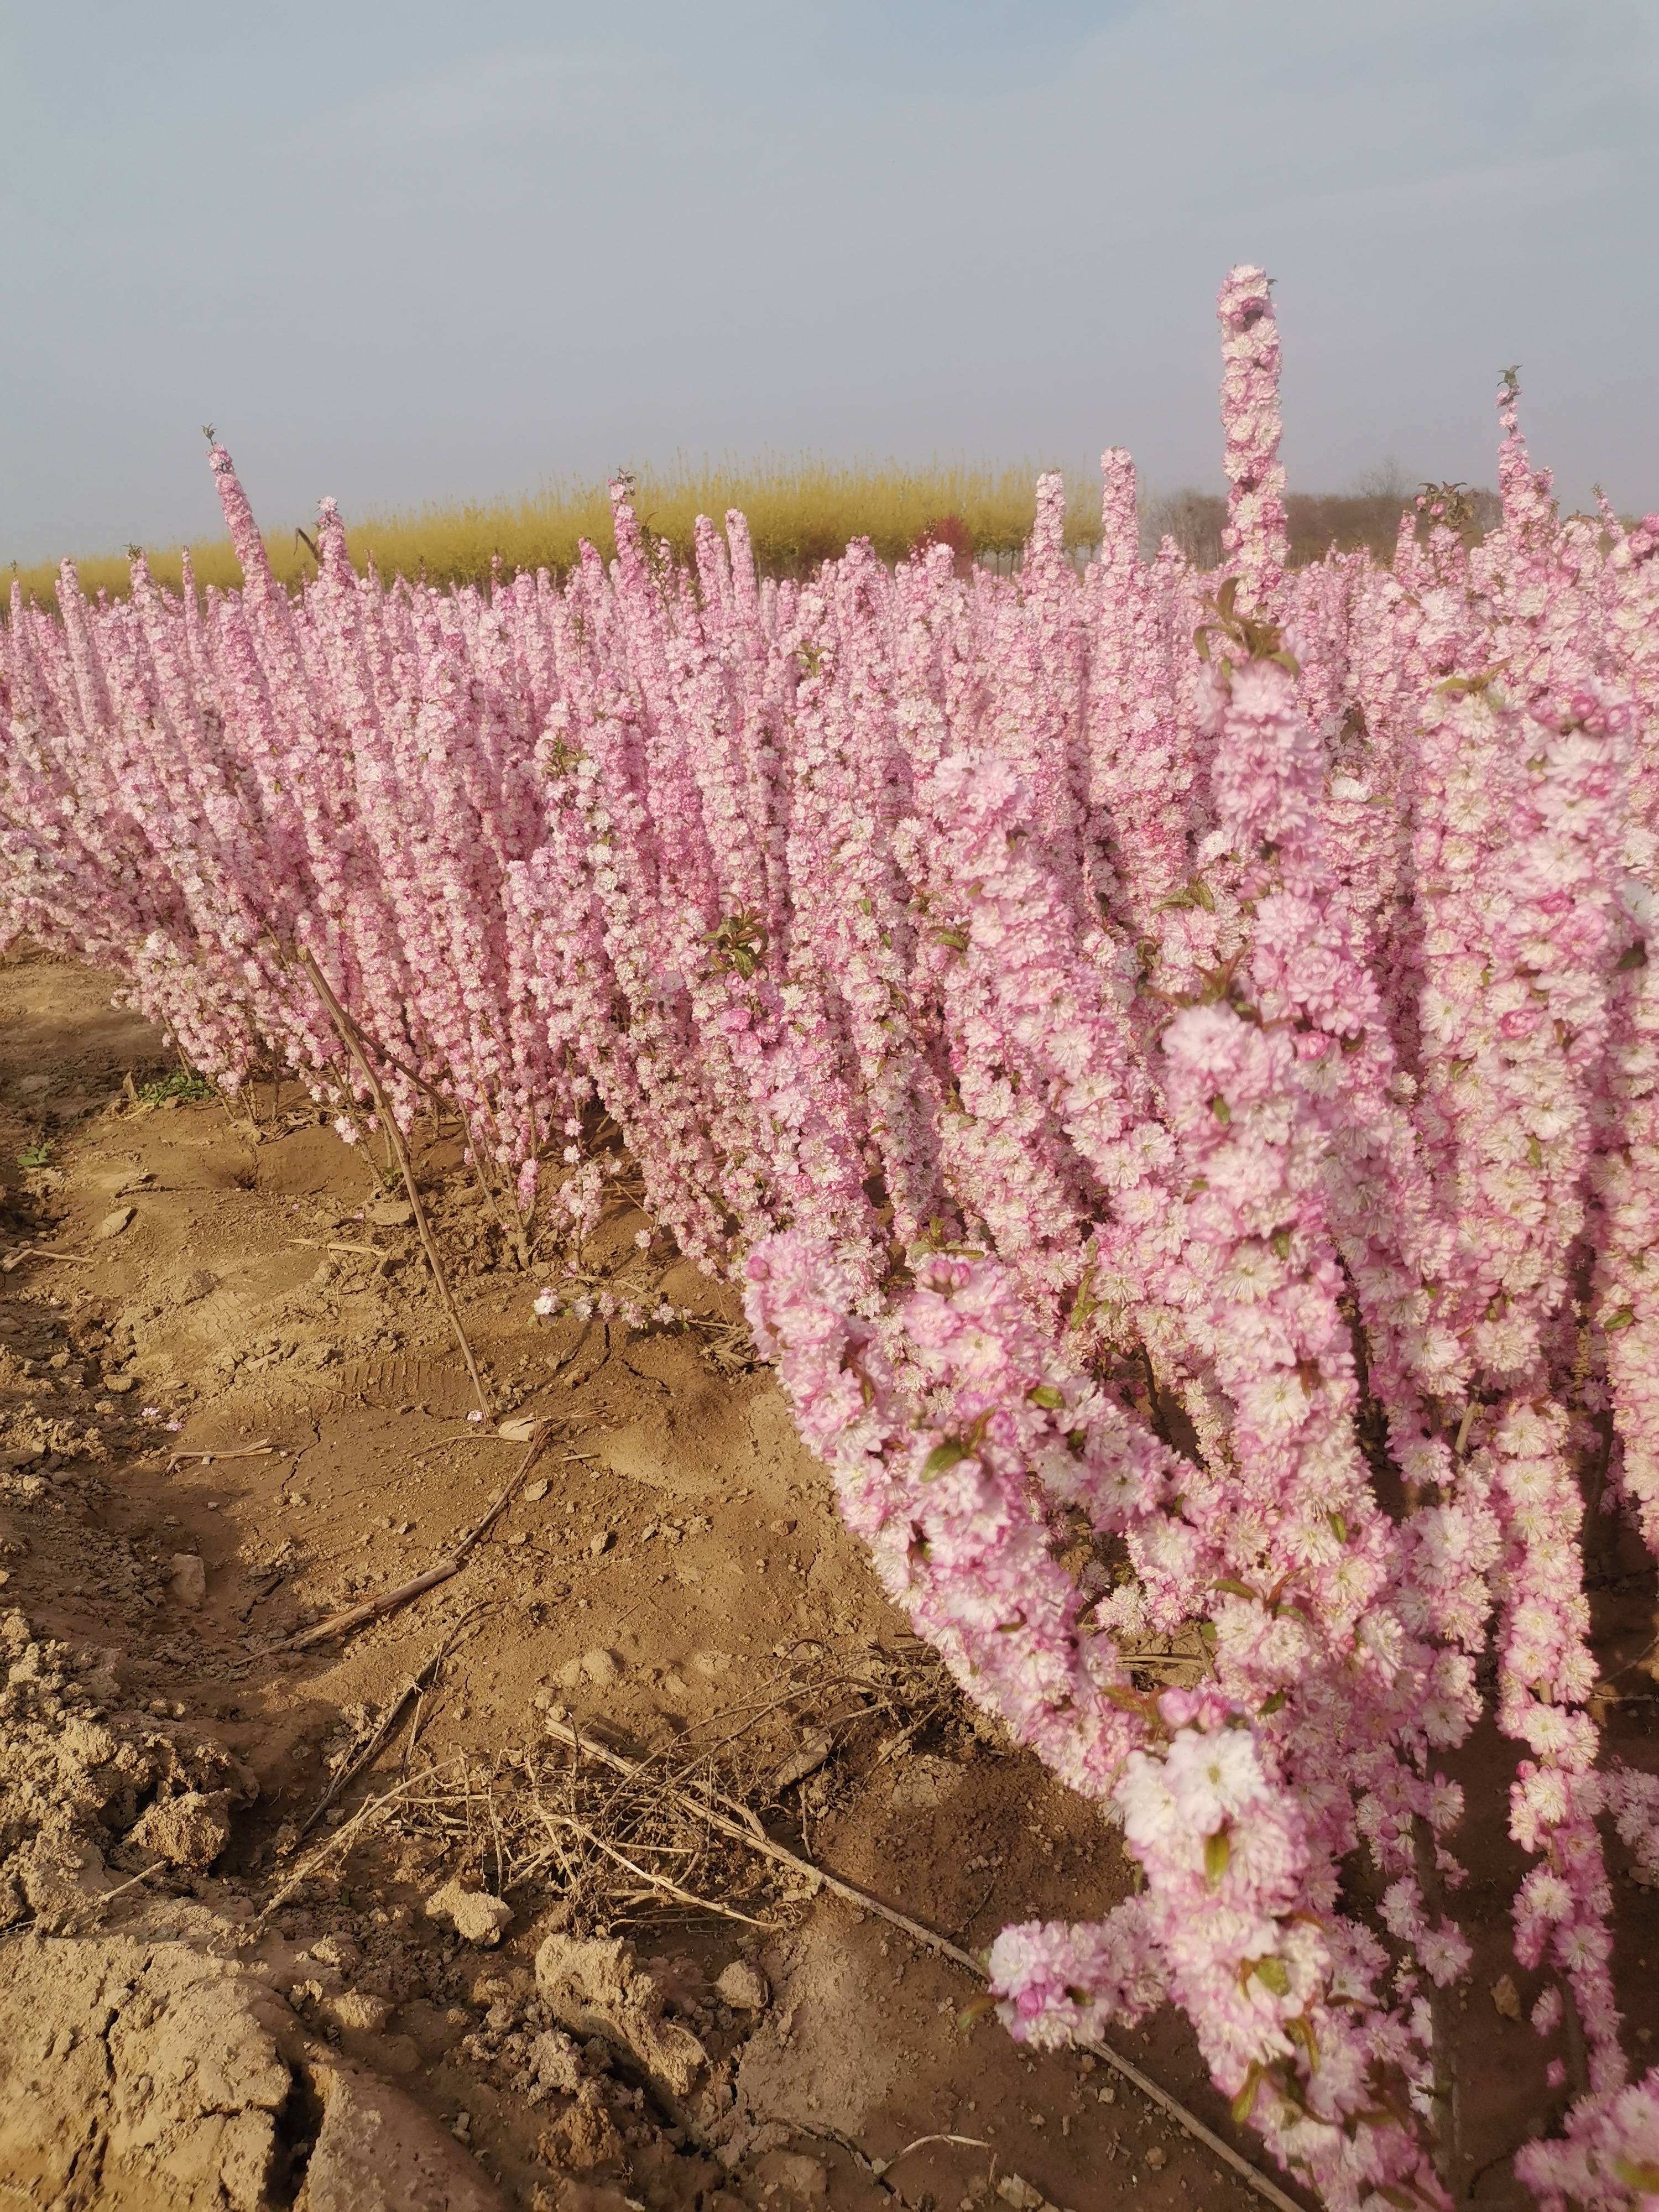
left=1218, top=264, right=1289, bottom=615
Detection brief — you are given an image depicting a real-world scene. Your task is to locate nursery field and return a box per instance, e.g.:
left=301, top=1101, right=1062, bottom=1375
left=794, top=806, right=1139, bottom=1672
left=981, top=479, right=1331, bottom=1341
left=4, top=263, right=1659, bottom=2212
left=0, top=945, right=1314, bottom=2212
left=3, top=948, right=1656, bottom=2212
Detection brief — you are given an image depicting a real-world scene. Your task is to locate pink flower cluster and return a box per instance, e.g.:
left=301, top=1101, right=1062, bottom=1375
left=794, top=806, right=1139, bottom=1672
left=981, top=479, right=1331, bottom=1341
left=6, top=265, right=1659, bottom=2207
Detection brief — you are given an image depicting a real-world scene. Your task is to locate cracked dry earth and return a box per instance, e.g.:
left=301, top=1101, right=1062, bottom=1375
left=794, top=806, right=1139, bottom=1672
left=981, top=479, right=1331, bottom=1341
left=2, top=942, right=1658, bottom=2212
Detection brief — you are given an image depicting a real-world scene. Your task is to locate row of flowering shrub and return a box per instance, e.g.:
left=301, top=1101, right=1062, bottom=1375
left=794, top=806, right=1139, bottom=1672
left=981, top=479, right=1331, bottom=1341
left=6, top=268, right=1659, bottom=2208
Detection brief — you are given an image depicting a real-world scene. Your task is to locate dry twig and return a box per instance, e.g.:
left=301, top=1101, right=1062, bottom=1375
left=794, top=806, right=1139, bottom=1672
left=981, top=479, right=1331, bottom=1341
left=166, top=1439, right=276, bottom=1470
left=297, top=1616, right=481, bottom=1837
left=540, top=1718, right=1304, bottom=2212
left=298, top=948, right=492, bottom=1419
left=257, top=1763, right=465, bottom=1927
left=274, top=1421, right=554, bottom=1652
left=61, top=1856, right=169, bottom=1934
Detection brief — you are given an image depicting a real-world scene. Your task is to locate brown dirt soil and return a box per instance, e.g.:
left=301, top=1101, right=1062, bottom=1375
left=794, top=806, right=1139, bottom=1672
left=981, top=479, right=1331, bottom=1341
left=2, top=941, right=1657, bottom=2212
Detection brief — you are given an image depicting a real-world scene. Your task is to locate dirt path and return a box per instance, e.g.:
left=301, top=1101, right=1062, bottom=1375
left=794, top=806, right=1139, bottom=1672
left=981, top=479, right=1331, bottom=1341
left=2, top=943, right=1655, bottom=2210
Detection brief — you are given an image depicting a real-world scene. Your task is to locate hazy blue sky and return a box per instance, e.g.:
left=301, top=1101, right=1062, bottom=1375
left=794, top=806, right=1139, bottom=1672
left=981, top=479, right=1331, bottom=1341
left=3, top=0, right=1656, bottom=564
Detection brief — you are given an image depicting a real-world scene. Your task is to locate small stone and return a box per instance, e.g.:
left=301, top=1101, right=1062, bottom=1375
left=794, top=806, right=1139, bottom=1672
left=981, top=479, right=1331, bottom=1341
left=539, top=2085, right=624, bottom=2172
left=714, top=1960, right=769, bottom=2011
left=168, top=1553, right=206, bottom=1607
left=95, top=1206, right=135, bottom=1240
left=995, top=2180, right=1053, bottom=2212
left=1145, top=2145, right=1167, bottom=2171
left=763, top=2153, right=827, bottom=2199
left=425, top=1877, right=513, bottom=1946
left=106, top=1373, right=139, bottom=1395
left=771, top=1729, right=833, bottom=1790
left=535, top=1931, right=708, bottom=2096
left=128, top=1789, right=233, bottom=1869
left=522, top=1479, right=550, bottom=1503
left=178, top=1267, right=218, bottom=1304
left=497, top=1415, right=541, bottom=1442
left=531, top=2027, right=585, bottom=2092
left=1491, top=1974, right=1522, bottom=2021
left=589, top=1530, right=614, bottom=1557
left=320, top=1990, right=395, bottom=2034
left=580, top=1647, right=621, bottom=1686
left=366, top=1199, right=414, bottom=1227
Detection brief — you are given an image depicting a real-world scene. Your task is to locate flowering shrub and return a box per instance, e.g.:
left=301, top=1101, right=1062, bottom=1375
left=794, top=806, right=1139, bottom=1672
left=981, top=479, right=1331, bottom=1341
left=5, top=267, right=1659, bottom=2208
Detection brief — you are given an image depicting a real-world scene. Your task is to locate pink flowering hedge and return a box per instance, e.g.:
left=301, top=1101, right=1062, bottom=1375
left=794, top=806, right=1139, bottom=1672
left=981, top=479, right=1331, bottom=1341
left=6, top=268, right=1659, bottom=2209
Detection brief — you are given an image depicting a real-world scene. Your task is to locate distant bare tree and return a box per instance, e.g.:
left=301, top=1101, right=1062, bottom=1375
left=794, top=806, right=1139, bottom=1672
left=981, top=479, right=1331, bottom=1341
left=1137, top=459, right=1501, bottom=572
left=1139, top=489, right=1227, bottom=566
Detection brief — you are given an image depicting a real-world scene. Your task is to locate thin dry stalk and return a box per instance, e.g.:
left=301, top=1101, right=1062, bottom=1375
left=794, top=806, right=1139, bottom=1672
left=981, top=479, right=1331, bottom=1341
left=257, top=1759, right=466, bottom=1926
left=2, top=1245, right=95, bottom=1271
left=549, top=1817, right=775, bottom=1928
left=298, top=947, right=491, bottom=1420
left=62, top=1856, right=169, bottom=1934
left=538, top=1719, right=1303, bottom=2212
left=298, top=1616, right=481, bottom=1837
left=275, top=1422, right=553, bottom=1652
left=166, top=1441, right=274, bottom=1470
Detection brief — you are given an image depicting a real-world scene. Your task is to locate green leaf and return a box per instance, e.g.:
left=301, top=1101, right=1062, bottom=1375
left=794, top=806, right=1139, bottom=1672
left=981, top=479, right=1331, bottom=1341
left=1260, top=1689, right=1287, bottom=1716
left=1067, top=1265, right=1100, bottom=1332
left=1604, top=1306, right=1637, bottom=1332
left=1204, top=1829, right=1230, bottom=1886
left=1618, top=941, right=1648, bottom=972
left=1327, top=1511, right=1347, bottom=1543
left=1213, top=1578, right=1258, bottom=1601
left=1270, top=1228, right=1291, bottom=1260
left=1253, top=1955, right=1291, bottom=1997
left=1209, top=1093, right=1232, bottom=1125
left=135, top=1068, right=215, bottom=1106
left=921, top=1439, right=969, bottom=1480
left=1027, top=1384, right=1066, bottom=1410
left=933, top=927, right=970, bottom=952
left=1230, top=2063, right=1261, bottom=2125
left=1284, top=2013, right=1320, bottom=2070
left=1193, top=878, right=1215, bottom=913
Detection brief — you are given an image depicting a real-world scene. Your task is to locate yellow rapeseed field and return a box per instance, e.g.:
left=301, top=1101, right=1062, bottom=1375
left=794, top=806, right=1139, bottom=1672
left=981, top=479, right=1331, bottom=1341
left=8, top=457, right=1104, bottom=608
